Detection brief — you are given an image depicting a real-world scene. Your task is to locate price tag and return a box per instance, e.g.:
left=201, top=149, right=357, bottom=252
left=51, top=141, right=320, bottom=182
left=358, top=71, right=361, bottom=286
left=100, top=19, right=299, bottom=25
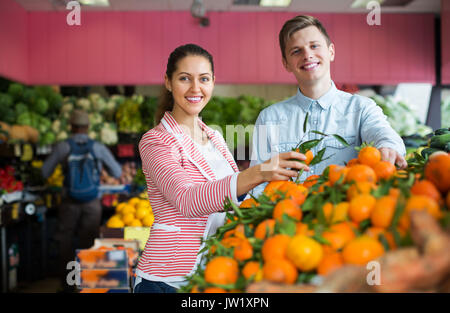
left=124, top=227, right=151, bottom=251
left=21, top=144, right=33, bottom=162
left=11, top=203, right=19, bottom=220
left=14, top=144, right=21, bottom=157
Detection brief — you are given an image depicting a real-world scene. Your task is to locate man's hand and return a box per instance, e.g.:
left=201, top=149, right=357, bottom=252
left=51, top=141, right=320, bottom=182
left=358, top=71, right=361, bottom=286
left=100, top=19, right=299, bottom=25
left=379, top=147, right=407, bottom=169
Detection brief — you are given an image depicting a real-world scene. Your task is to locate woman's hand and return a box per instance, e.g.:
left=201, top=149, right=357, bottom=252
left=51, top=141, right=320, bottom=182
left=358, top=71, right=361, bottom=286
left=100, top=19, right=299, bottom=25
left=236, top=151, right=309, bottom=196
left=258, top=151, right=310, bottom=181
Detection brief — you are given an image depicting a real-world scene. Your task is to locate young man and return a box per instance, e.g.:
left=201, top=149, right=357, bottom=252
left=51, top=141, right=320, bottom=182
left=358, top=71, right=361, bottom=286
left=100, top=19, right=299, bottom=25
left=42, top=110, right=122, bottom=292
left=249, top=15, right=407, bottom=197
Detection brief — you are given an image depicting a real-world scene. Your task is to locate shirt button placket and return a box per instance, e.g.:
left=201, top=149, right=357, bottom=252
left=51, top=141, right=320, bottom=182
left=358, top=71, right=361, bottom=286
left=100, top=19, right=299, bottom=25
left=310, top=101, right=321, bottom=175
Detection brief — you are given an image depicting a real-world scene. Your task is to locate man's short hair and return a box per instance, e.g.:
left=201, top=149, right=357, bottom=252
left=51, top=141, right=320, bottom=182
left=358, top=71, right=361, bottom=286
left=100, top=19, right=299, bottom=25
left=279, top=15, right=332, bottom=60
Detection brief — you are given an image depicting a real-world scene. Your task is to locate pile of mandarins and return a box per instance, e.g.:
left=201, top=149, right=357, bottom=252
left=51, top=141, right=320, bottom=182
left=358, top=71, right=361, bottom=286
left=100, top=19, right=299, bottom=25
left=182, top=147, right=450, bottom=293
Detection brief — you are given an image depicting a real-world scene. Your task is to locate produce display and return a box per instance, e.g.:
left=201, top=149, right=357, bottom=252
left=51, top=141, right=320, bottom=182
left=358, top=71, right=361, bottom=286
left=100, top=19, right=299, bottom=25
left=179, top=146, right=450, bottom=293
left=201, top=95, right=274, bottom=150
left=371, top=95, right=433, bottom=137
left=0, top=84, right=62, bottom=146
left=54, top=94, right=120, bottom=146
left=106, top=192, right=154, bottom=228
left=0, top=165, right=23, bottom=194
left=1, top=77, right=448, bottom=294
left=419, top=127, right=450, bottom=158
left=100, top=161, right=138, bottom=186
left=442, top=96, right=450, bottom=128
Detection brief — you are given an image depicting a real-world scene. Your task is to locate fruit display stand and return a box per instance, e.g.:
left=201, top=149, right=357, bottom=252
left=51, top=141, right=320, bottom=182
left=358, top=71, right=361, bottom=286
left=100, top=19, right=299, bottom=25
left=76, top=238, right=140, bottom=293
left=0, top=189, right=48, bottom=292
left=246, top=211, right=450, bottom=293
left=178, top=148, right=450, bottom=294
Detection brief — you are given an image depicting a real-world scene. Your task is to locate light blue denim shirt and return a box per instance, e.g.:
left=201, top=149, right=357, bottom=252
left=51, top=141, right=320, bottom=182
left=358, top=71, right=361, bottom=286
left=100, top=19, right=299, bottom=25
left=249, top=81, right=406, bottom=197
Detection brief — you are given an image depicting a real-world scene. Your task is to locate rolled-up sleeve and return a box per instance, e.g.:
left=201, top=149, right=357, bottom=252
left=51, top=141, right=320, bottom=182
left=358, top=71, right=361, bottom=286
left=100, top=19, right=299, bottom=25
left=96, top=144, right=122, bottom=178
left=139, top=134, right=236, bottom=218
left=360, top=99, right=406, bottom=156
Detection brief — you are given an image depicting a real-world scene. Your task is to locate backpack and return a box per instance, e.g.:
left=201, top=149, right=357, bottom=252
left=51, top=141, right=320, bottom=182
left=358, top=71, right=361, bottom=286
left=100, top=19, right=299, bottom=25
left=65, top=138, right=100, bottom=202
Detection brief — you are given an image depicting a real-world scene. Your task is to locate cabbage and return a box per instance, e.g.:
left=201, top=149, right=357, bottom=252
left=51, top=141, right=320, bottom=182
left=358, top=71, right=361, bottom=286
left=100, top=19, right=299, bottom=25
left=56, top=131, right=69, bottom=142
left=76, top=98, right=91, bottom=111
left=0, top=93, right=13, bottom=107
left=22, top=88, right=37, bottom=105
left=88, top=130, right=98, bottom=141
left=8, top=83, right=24, bottom=100
left=100, top=122, right=118, bottom=145
left=89, top=93, right=107, bottom=112
left=88, top=112, right=103, bottom=126
left=52, top=120, right=61, bottom=133
left=38, top=117, right=52, bottom=134
left=15, top=102, right=28, bottom=117
left=16, top=111, right=33, bottom=127
left=32, top=98, right=49, bottom=115
left=40, top=132, right=56, bottom=146
left=61, top=102, right=74, bottom=114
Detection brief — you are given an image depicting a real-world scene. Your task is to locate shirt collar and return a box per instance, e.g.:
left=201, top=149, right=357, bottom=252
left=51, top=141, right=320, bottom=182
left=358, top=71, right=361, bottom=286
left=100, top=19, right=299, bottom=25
left=71, top=133, right=90, bottom=143
left=295, top=81, right=338, bottom=111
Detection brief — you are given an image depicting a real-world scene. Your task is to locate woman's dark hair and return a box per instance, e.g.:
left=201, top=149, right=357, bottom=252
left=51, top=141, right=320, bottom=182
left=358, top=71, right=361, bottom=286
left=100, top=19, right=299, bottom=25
left=155, top=44, right=214, bottom=125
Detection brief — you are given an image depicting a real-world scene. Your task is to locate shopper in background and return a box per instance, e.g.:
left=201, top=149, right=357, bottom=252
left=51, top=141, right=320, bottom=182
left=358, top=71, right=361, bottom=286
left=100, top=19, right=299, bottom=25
left=42, top=110, right=122, bottom=292
left=135, top=43, right=308, bottom=293
left=249, top=15, right=408, bottom=197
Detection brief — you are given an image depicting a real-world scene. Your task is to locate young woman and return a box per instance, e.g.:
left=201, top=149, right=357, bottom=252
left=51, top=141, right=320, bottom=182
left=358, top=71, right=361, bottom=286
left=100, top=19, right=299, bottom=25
left=134, top=44, right=309, bottom=293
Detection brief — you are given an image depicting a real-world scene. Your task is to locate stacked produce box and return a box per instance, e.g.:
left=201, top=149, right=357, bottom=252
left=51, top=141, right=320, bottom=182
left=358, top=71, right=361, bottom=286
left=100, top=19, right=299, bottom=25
left=76, top=239, right=140, bottom=293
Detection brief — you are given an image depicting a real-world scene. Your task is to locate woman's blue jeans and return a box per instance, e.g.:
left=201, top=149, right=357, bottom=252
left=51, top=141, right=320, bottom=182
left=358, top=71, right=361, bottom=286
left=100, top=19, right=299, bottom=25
left=133, top=278, right=177, bottom=293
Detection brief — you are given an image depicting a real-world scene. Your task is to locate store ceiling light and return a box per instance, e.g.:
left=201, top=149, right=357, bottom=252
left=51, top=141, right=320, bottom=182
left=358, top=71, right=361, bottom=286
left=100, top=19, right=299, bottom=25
left=260, top=0, right=292, bottom=7
left=78, top=0, right=110, bottom=6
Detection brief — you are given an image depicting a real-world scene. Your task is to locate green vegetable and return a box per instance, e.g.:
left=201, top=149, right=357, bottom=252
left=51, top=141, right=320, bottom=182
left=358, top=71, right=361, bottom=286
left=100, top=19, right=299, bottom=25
left=0, top=106, right=15, bottom=124
left=40, top=132, right=56, bottom=146
left=16, top=111, right=32, bottom=126
left=115, top=98, right=142, bottom=133
left=8, top=83, right=24, bottom=101
left=38, top=117, right=51, bottom=134
left=32, top=98, right=49, bottom=115
left=421, top=147, right=441, bottom=158
left=445, top=142, right=450, bottom=152
left=15, top=102, right=28, bottom=116
left=434, top=128, right=450, bottom=136
left=429, top=133, right=450, bottom=149
left=16, top=111, right=42, bottom=130
left=0, top=93, right=13, bottom=107
left=140, top=96, right=158, bottom=130
left=22, top=88, right=37, bottom=105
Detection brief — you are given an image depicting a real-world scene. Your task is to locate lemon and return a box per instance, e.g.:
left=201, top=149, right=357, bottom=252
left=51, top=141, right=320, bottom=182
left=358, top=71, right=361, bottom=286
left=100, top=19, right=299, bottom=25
left=138, top=199, right=151, bottom=207
left=136, top=206, right=150, bottom=220
left=115, top=202, right=127, bottom=213
left=107, top=216, right=124, bottom=228
left=129, top=219, right=143, bottom=227
left=128, top=197, right=141, bottom=207
left=142, top=214, right=154, bottom=227
left=121, top=204, right=136, bottom=216
left=122, top=213, right=135, bottom=226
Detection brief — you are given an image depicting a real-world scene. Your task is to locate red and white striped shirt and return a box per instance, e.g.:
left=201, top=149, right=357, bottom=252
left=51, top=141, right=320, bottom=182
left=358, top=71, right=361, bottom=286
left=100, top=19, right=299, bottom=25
left=136, top=111, right=240, bottom=282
